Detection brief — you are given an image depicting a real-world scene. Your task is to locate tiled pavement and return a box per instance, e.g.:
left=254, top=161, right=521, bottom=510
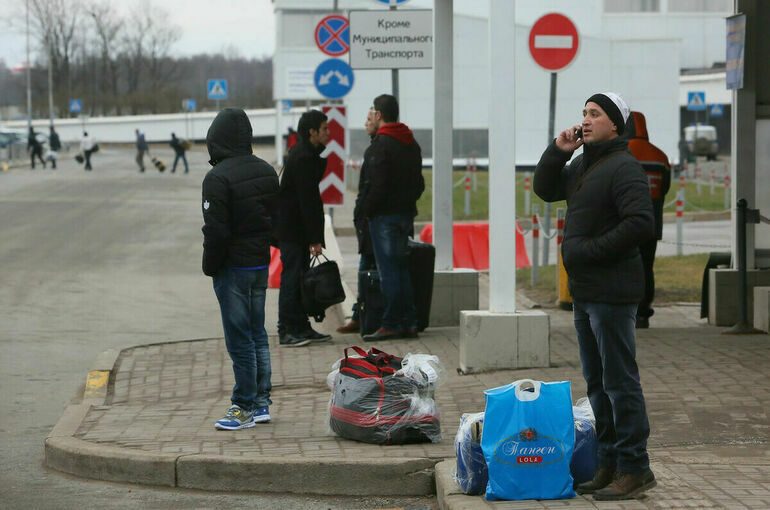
left=64, top=290, right=770, bottom=508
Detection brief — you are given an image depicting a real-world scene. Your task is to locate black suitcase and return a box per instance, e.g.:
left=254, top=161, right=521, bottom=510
left=359, top=241, right=435, bottom=336
left=359, top=270, right=384, bottom=336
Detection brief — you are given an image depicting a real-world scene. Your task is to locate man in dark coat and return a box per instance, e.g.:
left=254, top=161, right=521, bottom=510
left=337, top=114, right=378, bottom=333
left=28, top=127, right=46, bottom=169
left=48, top=126, right=61, bottom=169
left=274, top=109, right=332, bottom=347
left=135, top=129, right=149, bottom=172
left=534, top=92, right=656, bottom=500
left=202, top=108, right=279, bottom=430
left=361, top=94, right=425, bottom=341
left=626, top=111, right=672, bottom=328
left=169, top=132, right=189, bottom=173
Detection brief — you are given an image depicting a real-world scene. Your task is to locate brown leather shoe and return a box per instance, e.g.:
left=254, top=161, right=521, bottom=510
left=593, top=469, right=656, bottom=500
left=363, top=327, right=402, bottom=342
left=336, top=320, right=360, bottom=333
left=575, top=466, right=615, bottom=494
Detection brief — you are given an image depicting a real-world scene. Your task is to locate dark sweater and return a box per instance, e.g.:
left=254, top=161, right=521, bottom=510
left=201, top=109, right=279, bottom=276
left=533, top=137, right=655, bottom=303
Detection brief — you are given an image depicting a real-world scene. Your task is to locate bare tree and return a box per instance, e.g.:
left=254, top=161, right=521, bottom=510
left=88, top=1, right=123, bottom=114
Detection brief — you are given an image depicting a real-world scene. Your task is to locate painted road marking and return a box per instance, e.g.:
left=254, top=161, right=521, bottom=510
left=85, top=370, right=109, bottom=398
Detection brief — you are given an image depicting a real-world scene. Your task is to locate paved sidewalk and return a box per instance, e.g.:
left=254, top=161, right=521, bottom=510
left=45, top=239, right=770, bottom=506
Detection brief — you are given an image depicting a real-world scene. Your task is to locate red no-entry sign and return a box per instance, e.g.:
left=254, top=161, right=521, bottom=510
left=528, top=13, right=579, bottom=72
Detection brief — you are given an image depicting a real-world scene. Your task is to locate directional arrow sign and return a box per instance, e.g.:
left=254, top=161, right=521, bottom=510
left=319, top=105, right=347, bottom=206
left=314, top=59, right=354, bottom=99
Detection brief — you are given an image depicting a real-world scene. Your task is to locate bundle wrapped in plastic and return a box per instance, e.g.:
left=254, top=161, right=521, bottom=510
left=571, top=397, right=598, bottom=486
left=327, top=347, right=444, bottom=445
left=453, top=412, right=488, bottom=495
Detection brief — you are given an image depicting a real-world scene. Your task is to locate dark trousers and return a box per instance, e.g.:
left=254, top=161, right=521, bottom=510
left=369, top=213, right=417, bottom=331
left=573, top=299, right=650, bottom=474
left=84, top=149, right=93, bottom=170
left=277, top=241, right=311, bottom=335
left=30, top=149, right=45, bottom=169
left=351, top=252, right=377, bottom=322
left=638, top=239, right=657, bottom=319
left=172, top=152, right=188, bottom=173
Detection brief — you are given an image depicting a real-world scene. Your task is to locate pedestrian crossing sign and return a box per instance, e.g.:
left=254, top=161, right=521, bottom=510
left=687, top=91, right=706, bottom=111
left=207, top=79, right=228, bottom=100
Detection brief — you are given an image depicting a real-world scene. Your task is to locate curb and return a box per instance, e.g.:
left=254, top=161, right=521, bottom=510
left=44, top=343, right=440, bottom=496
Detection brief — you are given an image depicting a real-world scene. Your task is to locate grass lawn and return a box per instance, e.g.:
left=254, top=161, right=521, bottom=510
left=515, top=253, right=709, bottom=306
left=415, top=170, right=729, bottom=222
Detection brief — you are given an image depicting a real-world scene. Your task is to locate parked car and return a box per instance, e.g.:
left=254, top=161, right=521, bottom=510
left=684, top=124, right=719, bottom=161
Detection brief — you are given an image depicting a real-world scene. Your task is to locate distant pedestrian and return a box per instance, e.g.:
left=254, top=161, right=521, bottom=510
left=28, top=127, right=46, bottom=169
left=337, top=113, right=378, bottom=333
left=201, top=108, right=280, bottom=430
left=534, top=92, right=656, bottom=500
left=361, top=94, right=425, bottom=342
left=80, top=132, right=96, bottom=171
left=626, top=111, right=672, bottom=329
left=169, top=132, right=189, bottom=173
left=274, top=110, right=332, bottom=347
left=135, top=129, right=148, bottom=172
left=48, top=126, right=61, bottom=169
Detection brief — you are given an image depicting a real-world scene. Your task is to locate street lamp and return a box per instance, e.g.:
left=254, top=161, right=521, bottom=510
left=26, top=0, right=32, bottom=129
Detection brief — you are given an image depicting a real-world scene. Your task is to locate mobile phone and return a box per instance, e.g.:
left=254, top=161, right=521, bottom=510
left=575, top=128, right=583, bottom=139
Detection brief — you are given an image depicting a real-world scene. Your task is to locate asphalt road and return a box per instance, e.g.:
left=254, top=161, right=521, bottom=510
left=0, top=146, right=435, bottom=510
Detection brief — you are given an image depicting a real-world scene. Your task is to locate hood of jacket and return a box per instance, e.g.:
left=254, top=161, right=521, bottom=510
left=625, top=111, right=649, bottom=141
left=206, top=108, right=253, bottom=165
left=376, top=122, right=415, bottom=145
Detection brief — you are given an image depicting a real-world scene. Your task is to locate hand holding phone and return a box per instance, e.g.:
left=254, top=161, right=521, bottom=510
left=555, top=125, right=584, bottom=152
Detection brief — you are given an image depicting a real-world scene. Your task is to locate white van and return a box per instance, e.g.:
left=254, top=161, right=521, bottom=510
left=684, top=125, right=719, bottom=161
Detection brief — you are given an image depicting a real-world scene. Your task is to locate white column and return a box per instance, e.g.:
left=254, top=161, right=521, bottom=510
left=432, top=0, right=453, bottom=270
left=488, top=0, right=516, bottom=312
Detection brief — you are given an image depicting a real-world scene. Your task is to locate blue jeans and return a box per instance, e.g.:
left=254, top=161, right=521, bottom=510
left=368, top=214, right=416, bottom=331
left=173, top=152, right=188, bottom=172
left=573, top=300, right=650, bottom=473
left=213, top=267, right=272, bottom=410
left=352, top=252, right=377, bottom=322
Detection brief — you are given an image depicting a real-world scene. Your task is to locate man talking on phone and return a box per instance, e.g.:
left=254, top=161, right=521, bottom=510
left=533, top=92, right=656, bottom=500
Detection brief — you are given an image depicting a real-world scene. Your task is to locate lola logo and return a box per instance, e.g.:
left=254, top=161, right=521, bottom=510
left=494, top=428, right=565, bottom=467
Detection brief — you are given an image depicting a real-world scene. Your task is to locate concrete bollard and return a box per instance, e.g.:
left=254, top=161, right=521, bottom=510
left=531, top=204, right=540, bottom=286
left=676, top=189, right=684, bottom=256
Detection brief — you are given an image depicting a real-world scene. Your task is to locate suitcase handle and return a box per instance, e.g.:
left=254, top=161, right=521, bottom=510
left=344, top=346, right=369, bottom=360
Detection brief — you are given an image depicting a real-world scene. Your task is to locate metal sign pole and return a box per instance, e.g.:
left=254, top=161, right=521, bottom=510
left=391, top=4, right=399, bottom=101
left=543, top=72, right=556, bottom=267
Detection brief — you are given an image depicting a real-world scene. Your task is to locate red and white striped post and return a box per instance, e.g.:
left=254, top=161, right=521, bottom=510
left=531, top=204, right=540, bottom=286
left=676, top=189, right=684, bottom=256
left=524, top=172, right=531, bottom=215
left=472, top=157, right=478, bottom=192
left=710, top=168, right=716, bottom=195
left=464, top=172, right=471, bottom=217
left=724, top=174, right=731, bottom=210
left=696, top=165, right=702, bottom=195
left=679, top=173, right=686, bottom=203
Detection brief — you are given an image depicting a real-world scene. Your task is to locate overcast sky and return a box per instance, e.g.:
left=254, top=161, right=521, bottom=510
left=0, top=0, right=277, bottom=67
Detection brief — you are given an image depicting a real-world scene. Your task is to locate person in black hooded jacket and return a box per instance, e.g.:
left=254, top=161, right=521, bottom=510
left=534, top=93, right=656, bottom=500
left=274, top=109, right=332, bottom=346
left=201, top=108, right=279, bottom=430
left=361, top=94, right=425, bottom=341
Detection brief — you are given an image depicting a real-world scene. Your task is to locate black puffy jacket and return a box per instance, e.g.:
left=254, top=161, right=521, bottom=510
left=274, top=139, right=326, bottom=245
left=364, top=123, right=424, bottom=218
left=201, top=108, right=279, bottom=276
left=533, top=137, right=654, bottom=304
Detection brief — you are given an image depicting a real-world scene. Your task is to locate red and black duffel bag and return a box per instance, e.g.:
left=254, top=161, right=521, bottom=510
left=329, top=346, right=441, bottom=445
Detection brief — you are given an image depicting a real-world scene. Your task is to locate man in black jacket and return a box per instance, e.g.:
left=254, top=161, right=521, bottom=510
left=534, top=93, right=656, bottom=500
left=337, top=114, right=378, bottom=333
left=49, top=126, right=61, bottom=169
left=275, top=110, right=332, bottom=347
left=169, top=132, right=189, bottom=174
left=202, top=108, right=279, bottom=430
left=361, top=94, right=425, bottom=341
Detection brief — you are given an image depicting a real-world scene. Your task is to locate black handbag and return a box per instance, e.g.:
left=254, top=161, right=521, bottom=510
left=302, top=254, right=346, bottom=322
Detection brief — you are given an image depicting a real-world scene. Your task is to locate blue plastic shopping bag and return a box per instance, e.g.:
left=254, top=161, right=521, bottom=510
left=481, top=379, right=576, bottom=500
